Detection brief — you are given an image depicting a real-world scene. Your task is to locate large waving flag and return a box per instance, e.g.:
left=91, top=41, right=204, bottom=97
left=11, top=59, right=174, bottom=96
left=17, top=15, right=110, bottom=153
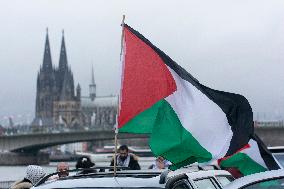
left=118, top=24, right=254, bottom=170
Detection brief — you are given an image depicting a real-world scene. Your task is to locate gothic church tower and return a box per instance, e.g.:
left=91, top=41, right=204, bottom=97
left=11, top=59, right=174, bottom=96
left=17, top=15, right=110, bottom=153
left=34, top=29, right=81, bottom=128
left=34, top=29, right=56, bottom=126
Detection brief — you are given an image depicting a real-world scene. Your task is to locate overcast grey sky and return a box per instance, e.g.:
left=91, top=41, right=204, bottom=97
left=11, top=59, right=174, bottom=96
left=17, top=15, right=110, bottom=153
left=0, top=0, right=284, bottom=125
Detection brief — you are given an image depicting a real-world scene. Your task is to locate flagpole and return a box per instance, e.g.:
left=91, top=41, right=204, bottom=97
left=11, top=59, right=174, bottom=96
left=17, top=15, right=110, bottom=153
left=114, top=14, right=126, bottom=177
left=113, top=110, right=118, bottom=176
left=120, top=15, right=126, bottom=60
left=113, top=95, right=119, bottom=176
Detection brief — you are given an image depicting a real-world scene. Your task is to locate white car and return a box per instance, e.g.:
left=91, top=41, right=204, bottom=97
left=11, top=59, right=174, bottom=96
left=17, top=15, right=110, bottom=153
left=165, top=166, right=234, bottom=189
left=33, top=165, right=234, bottom=189
left=34, top=172, right=164, bottom=189
left=224, top=169, right=284, bottom=189
left=269, top=146, right=284, bottom=168
left=33, top=168, right=165, bottom=189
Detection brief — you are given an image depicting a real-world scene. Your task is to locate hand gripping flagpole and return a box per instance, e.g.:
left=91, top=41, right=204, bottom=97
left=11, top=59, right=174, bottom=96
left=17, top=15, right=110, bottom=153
left=114, top=14, right=126, bottom=177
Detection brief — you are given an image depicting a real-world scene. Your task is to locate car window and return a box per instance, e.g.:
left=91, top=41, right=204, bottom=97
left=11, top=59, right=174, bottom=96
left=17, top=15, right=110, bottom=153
left=216, top=175, right=234, bottom=187
left=194, top=178, right=219, bottom=189
left=273, top=154, right=284, bottom=168
left=172, top=180, right=193, bottom=189
left=242, top=177, right=284, bottom=189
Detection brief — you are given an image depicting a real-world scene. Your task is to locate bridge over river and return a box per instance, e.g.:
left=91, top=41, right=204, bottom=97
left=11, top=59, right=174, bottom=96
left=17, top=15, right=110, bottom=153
left=0, top=130, right=148, bottom=152
left=0, top=126, right=283, bottom=165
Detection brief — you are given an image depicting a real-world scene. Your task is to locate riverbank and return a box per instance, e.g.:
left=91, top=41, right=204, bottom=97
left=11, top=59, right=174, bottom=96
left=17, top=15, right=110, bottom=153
left=0, top=152, right=49, bottom=165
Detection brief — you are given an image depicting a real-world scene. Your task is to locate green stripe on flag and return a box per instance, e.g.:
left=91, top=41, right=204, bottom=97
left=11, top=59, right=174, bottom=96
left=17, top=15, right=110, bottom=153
left=220, top=152, right=267, bottom=176
left=119, top=99, right=212, bottom=169
left=118, top=100, right=162, bottom=133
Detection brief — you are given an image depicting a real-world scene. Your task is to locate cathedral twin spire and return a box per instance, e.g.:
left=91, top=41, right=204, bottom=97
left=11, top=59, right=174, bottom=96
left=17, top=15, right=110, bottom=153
left=42, top=28, right=52, bottom=72
left=42, top=29, right=68, bottom=74
left=38, top=28, right=76, bottom=101
left=34, top=29, right=80, bottom=126
left=59, top=30, right=68, bottom=74
left=35, top=28, right=98, bottom=126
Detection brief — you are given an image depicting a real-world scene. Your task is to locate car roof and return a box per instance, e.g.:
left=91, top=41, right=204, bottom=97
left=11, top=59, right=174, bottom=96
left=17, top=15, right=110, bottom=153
left=34, top=176, right=163, bottom=189
left=185, top=170, right=232, bottom=180
left=33, top=165, right=232, bottom=189
left=34, top=168, right=164, bottom=189
left=224, top=169, right=284, bottom=189
left=166, top=165, right=231, bottom=180
left=268, top=146, right=284, bottom=150
left=268, top=146, right=284, bottom=153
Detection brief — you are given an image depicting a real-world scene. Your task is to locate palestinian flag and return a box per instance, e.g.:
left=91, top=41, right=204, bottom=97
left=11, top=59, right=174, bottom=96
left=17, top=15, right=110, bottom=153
left=118, top=24, right=254, bottom=170
left=218, top=134, right=280, bottom=176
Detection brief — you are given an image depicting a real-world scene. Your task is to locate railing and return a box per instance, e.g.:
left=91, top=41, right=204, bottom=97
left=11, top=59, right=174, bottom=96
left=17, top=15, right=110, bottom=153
left=0, top=180, right=14, bottom=189
left=0, top=125, right=114, bottom=136
left=2, top=120, right=284, bottom=137
left=254, top=121, right=284, bottom=127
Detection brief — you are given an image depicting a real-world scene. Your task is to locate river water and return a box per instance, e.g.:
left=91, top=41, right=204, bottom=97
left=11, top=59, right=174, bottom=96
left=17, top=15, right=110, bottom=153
left=0, top=162, right=62, bottom=181
left=0, top=159, right=154, bottom=182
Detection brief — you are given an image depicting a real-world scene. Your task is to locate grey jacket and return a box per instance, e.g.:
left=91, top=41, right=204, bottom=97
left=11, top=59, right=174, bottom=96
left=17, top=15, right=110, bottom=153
left=10, top=180, right=32, bottom=189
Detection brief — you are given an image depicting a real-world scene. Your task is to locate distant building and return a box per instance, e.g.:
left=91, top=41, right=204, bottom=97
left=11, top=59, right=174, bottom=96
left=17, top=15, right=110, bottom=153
left=33, top=29, right=81, bottom=128
left=33, top=29, right=117, bottom=130
left=32, top=30, right=147, bottom=148
left=8, top=117, right=14, bottom=127
left=81, top=66, right=118, bottom=130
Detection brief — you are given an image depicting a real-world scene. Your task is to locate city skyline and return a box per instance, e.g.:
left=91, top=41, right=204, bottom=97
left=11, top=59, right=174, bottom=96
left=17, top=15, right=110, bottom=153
left=1, top=0, right=284, bottom=125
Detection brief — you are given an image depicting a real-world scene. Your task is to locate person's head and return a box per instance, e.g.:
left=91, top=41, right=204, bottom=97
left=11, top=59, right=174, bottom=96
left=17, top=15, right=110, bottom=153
left=156, top=156, right=164, bottom=162
left=118, top=145, right=129, bottom=161
left=155, top=156, right=166, bottom=169
left=76, top=156, right=95, bottom=169
left=24, top=165, right=46, bottom=186
left=57, top=162, right=69, bottom=178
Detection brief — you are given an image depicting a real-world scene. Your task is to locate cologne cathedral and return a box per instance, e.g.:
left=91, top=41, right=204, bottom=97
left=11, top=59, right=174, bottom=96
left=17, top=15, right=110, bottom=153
left=33, top=29, right=118, bottom=131
left=34, top=29, right=81, bottom=128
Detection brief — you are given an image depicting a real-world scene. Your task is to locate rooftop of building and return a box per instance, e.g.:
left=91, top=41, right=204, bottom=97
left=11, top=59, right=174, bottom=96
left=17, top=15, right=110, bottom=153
left=81, top=95, right=118, bottom=108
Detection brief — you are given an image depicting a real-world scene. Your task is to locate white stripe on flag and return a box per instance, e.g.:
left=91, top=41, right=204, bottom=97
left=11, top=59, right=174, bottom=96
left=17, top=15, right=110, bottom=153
left=242, top=139, right=267, bottom=168
left=165, top=67, right=233, bottom=159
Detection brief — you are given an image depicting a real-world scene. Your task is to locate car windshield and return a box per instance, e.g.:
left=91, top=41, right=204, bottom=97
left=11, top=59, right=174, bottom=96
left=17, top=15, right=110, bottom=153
left=216, top=175, right=234, bottom=187
left=273, top=154, right=284, bottom=168
left=242, top=177, right=284, bottom=189
left=194, top=178, right=218, bottom=189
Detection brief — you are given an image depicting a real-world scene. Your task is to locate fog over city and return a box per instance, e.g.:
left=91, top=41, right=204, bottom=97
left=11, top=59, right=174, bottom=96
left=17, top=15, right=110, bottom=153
left=0, top=0, right=284, bottom=125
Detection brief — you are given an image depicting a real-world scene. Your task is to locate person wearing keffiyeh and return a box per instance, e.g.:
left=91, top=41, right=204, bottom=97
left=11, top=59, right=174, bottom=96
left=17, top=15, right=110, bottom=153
left=11, top=165, right=46, bottom=189
left=110, top=145, right=141, bottom=170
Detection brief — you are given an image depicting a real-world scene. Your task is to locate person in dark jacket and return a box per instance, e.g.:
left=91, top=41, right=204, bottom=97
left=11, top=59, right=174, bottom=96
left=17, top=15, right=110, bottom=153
left=110, top=145, right=141, bottom=170
left=75, top=156, right=96, bottom=174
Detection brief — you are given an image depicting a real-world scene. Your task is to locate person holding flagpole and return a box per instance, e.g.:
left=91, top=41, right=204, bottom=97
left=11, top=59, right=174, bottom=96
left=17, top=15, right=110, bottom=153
left=110, top=145, right=141, bottom=170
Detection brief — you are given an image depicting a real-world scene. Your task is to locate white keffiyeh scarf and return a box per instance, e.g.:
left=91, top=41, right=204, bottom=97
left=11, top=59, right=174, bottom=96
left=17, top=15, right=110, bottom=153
left=117, top=155, right=130, bottom=167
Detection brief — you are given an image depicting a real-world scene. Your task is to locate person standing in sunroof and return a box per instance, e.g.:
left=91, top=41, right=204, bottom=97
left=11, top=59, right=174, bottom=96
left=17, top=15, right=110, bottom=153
left=76, top=156, right=96, bottom=174
left=110, top=145, right=141, bottom=170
